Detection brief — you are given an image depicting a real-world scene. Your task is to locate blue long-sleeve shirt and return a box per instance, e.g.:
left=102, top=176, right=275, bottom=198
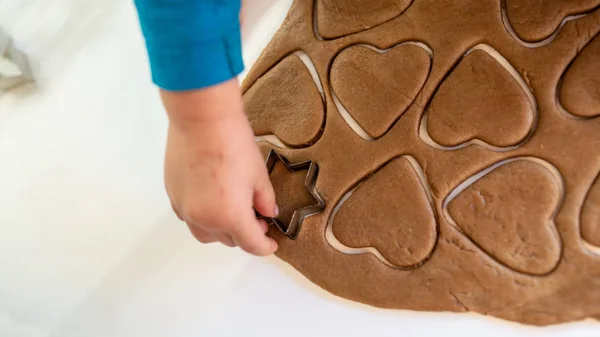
left=133, top=0, right=244, bottom=91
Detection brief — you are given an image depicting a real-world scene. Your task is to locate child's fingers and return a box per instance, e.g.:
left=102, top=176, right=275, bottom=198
left=187, top=224, right=217, bottom=244
left=258, top=219, right=269, bottom=233
left=231, top=209, right=278, bottom=256
left=253, top=168, right=278, bottom=218
left=213, top=232, right=236, bottom=247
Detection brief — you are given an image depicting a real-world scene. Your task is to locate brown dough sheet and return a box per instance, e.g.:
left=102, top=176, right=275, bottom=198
left=316, top=0, right=412, bottom=39
left=242, top=0, right=600, bottom=326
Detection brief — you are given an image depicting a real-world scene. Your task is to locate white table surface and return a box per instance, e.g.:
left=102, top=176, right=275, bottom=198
left=0, top=1, right=598, bottom=336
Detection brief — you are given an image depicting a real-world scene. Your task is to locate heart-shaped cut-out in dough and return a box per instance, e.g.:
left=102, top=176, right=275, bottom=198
left=444, top=158, right=563, bottom=275
left=422, top=45, right=536, bottom=151
left=581, top=172, right=600, bottom=249
left=559, top=34, right=600, bottom=119
left=326, top=156, right=437, bottom=269
left=503, top=0, right=600, bottom=44
left=330, top=43, right=432, bottom=140
left=243, top=52, right=325, bottom=148
left=316, top=0, right=413, bottom=39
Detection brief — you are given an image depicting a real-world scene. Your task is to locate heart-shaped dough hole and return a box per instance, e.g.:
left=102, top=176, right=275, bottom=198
left=445, top=158, right=563, bottom=275
left=504, top=0, right=600, bottom=43
left=331, top=43, right=431, bottom=140
left=581, top=172, right=600, bottom=249
left=243, top=53, right=324, bottom=148
left=423, top=45, right=535, bottom=150
left=559, top=34, right=600, bottom=118
left=327, top=156, right=437, bottom=269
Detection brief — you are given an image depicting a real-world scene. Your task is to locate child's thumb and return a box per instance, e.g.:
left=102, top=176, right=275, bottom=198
left=253, top=169, right=278, bottom=218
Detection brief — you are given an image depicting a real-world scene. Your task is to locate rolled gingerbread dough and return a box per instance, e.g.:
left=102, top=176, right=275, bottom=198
left=243, top=0, right=600, bottom=326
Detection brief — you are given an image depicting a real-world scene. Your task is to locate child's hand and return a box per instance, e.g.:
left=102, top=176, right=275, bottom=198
left=160, top=79, right=279, bottom=256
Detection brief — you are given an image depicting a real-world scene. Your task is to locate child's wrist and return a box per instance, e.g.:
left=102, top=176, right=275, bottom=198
left=160, top=78, right=245, bottom=125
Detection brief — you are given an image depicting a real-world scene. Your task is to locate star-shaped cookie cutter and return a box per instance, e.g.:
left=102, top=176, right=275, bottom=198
left=256, top=150, right=325, bottom=240
left=0, top=29, right=34, bottom=91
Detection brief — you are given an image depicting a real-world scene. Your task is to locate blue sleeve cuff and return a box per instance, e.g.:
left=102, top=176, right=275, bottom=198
left=145, top=26, right=244, bottom=91
left=134, top=0, right=244, bottom=91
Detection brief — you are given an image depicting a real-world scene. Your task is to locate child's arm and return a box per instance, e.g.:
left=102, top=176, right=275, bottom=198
left=134, top=0, right=278, bottom=255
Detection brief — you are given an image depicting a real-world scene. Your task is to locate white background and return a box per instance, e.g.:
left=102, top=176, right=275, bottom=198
left=0, top=0, right=598, bottom=336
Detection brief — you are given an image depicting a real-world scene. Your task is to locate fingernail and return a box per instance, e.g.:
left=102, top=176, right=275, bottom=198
left=274, top=204, right=279, bottom=217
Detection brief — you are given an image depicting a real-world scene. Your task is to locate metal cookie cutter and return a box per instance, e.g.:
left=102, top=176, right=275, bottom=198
left=0, top=29, right=34, bottom=91
left=256, top=150, right=325, bottom=240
